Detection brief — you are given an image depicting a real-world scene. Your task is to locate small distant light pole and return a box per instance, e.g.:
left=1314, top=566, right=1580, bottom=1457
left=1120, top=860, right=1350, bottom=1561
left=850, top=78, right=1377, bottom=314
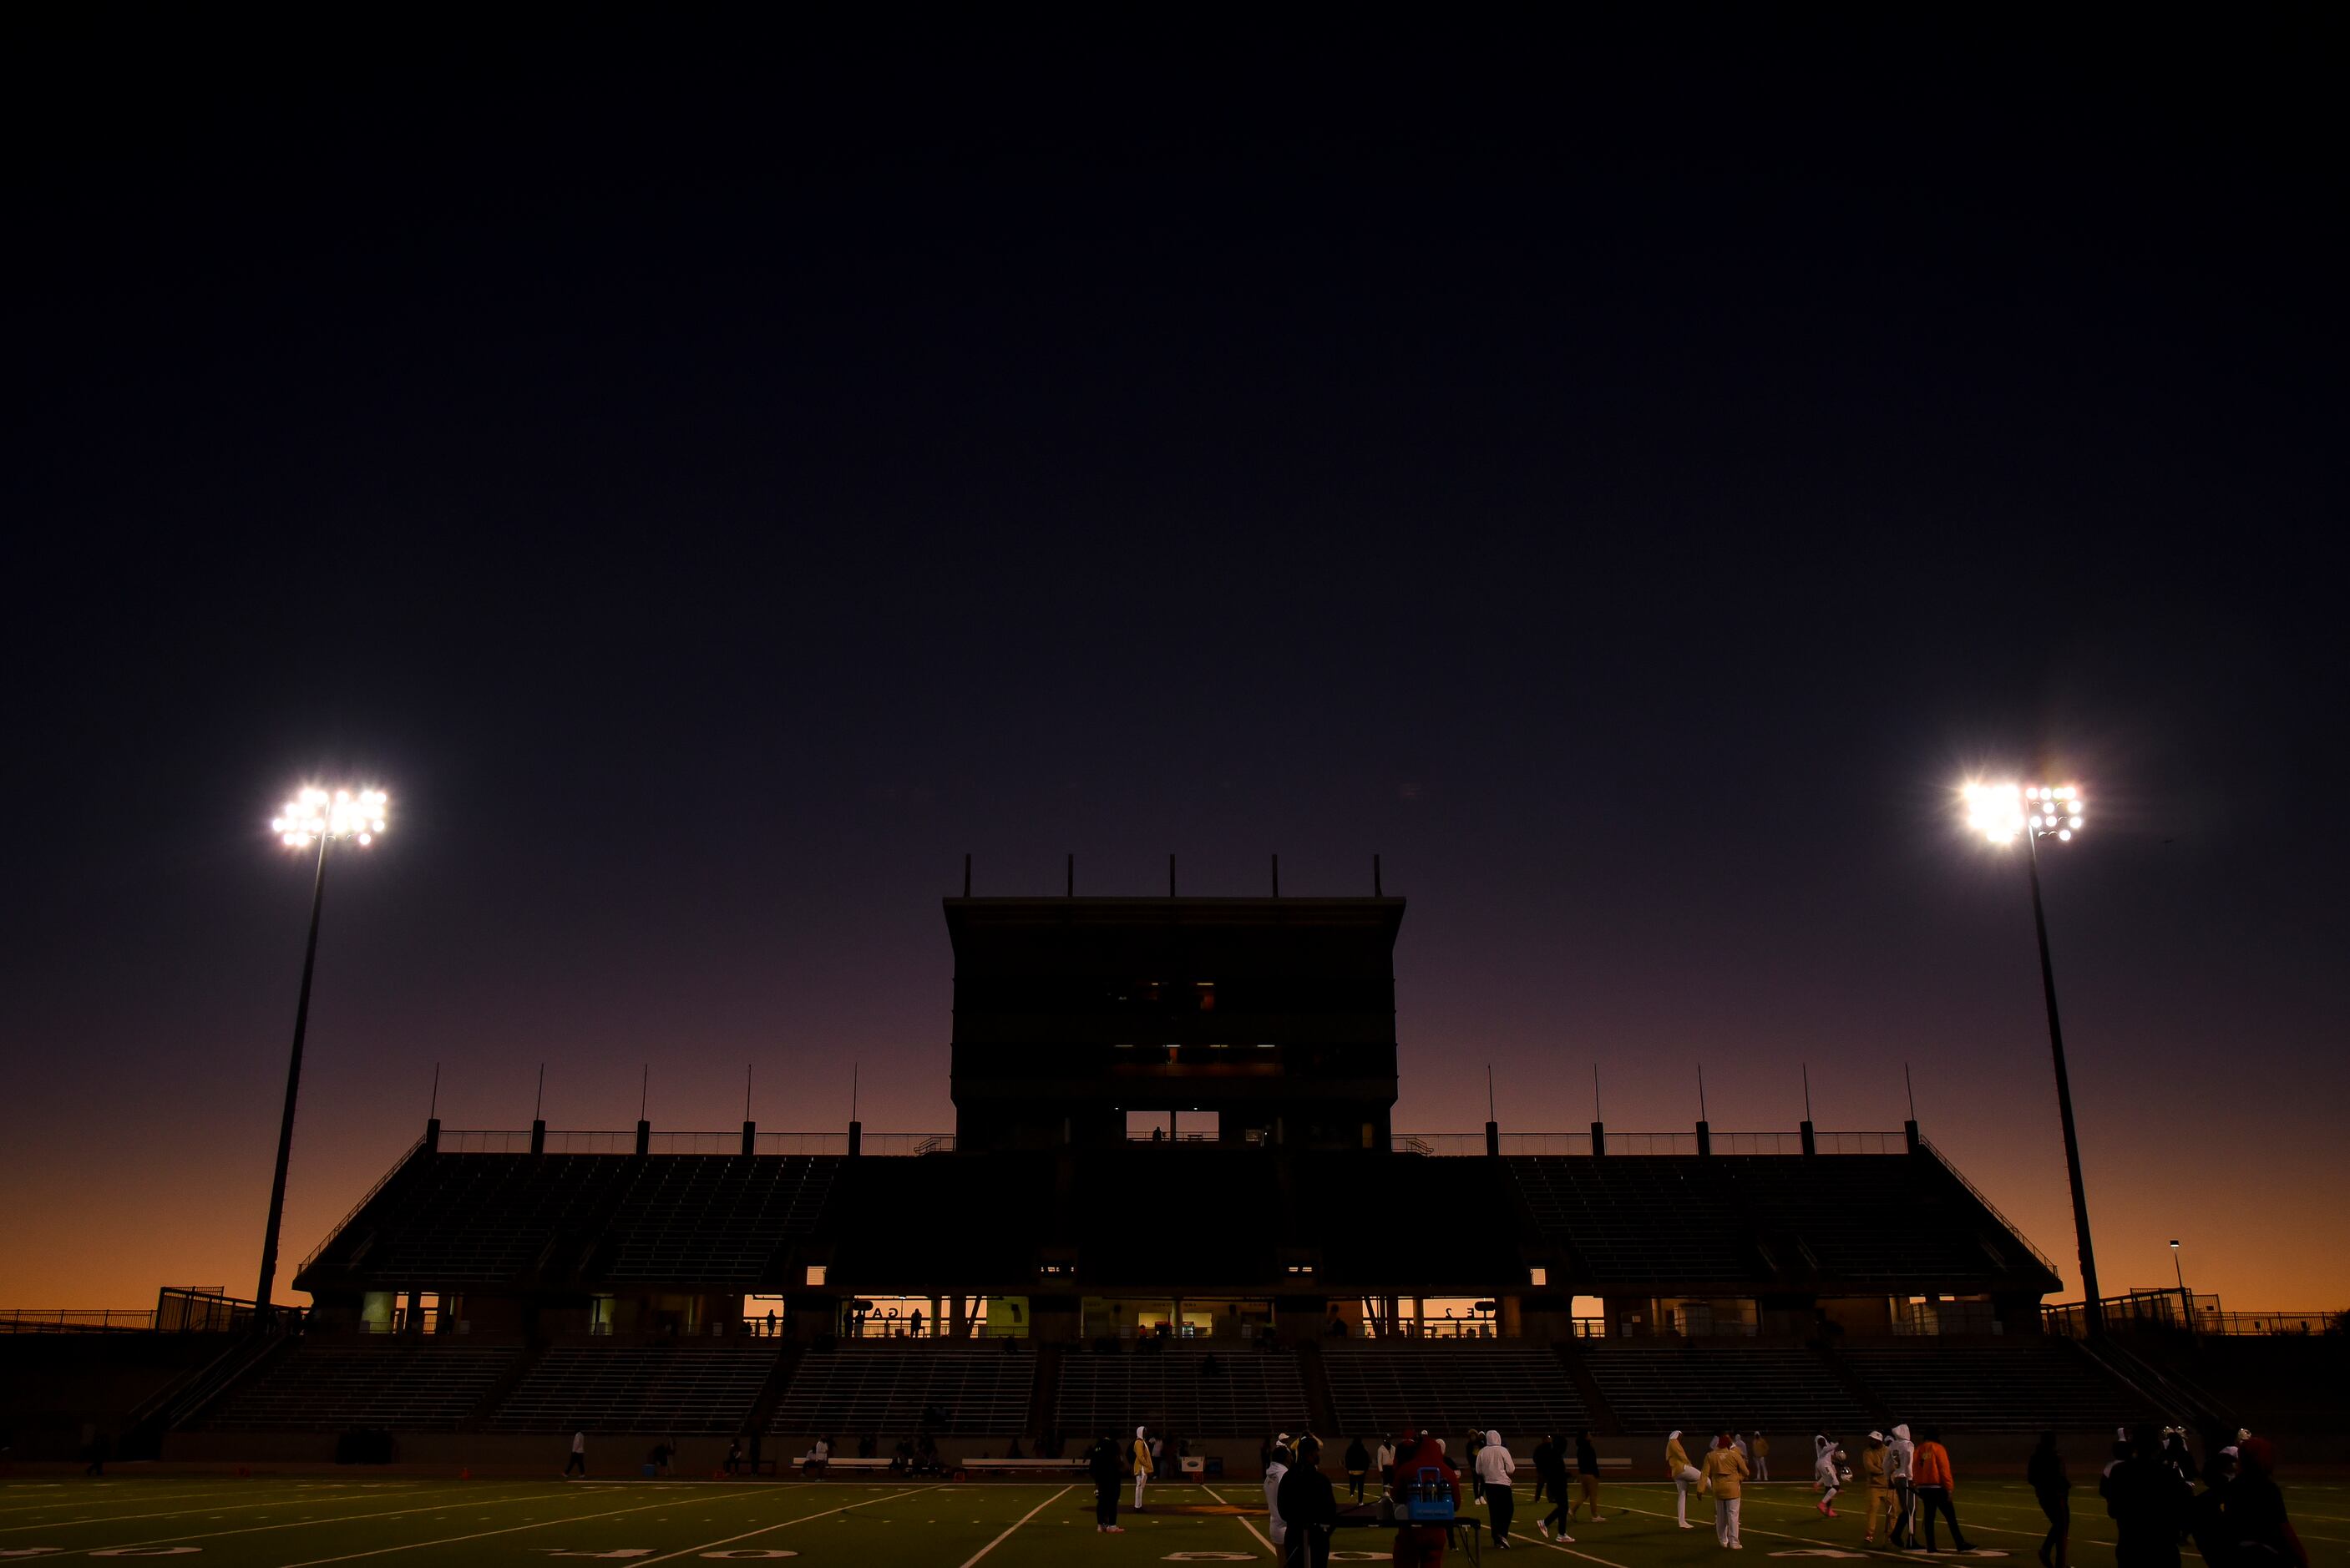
left=256, top=787, right=387, bottom=1318
left=1964, top=781, right=2102, bottom=1334
left=2170, top=1239, right=2191, bottom=1331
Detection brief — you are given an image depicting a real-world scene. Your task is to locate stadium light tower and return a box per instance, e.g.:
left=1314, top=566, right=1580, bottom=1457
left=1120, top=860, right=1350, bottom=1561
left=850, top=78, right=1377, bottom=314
left=256, top=786, right=387, bottom=1318
left=1964, top=781, right=2103, bottom=1334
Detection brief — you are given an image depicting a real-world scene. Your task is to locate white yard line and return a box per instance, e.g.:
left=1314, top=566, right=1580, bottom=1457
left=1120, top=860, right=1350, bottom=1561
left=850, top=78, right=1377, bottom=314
left=1201, top=1485, right=1278, bottom=1557
left=271, top=1485, right=785, bottom=1568
left=0, top=1483, right=433, bottom=1533
left=632, top=1485, right=945, bottom=1565
left=43, top=1484, right=587, bottom=1558
left=956, top=1484, right=1076, bottom=1568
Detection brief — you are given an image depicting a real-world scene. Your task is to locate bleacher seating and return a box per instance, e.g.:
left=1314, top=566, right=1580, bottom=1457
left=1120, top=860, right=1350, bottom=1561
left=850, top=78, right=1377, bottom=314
left=1053, top=1345, right=1307, bottom=1438
left=201, top=1345, right=515, bottom=1430
left=1323, top=1343, right=1586, bottom=1440
left=602, top=1157, right=836, bottom=1284
left=1507, top=1159, right=1757, bottom=1283
left=486, top=1345, right=778, bottom=1433
left=338, top=1156, right=641, bottom=1283
left=771, top=1345, right=1034, bottom=1438
left=1838, top=1341, right=2149, bottom=1431
left=1580, top=1343, right=1871, bottom=1435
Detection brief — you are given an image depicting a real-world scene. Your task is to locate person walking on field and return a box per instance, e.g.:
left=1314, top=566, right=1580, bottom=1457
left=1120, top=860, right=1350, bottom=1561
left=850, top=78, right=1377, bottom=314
left=1669, top=1429, right=1705, bottom=1530
left=1536, top=1436, right=1576, bottom=1541
left=1376, top=1433, right=1399, bottom=1492
left=1132, top=1426, right=1154, bottom=1511
left=1704, top=1426, right=1750, bottom=1549
left=1886, top=1424, right=1917, bottom=1548
left=1912, top=1426, right=1973, bottom=1553
left=1264, top=1435, right=1291, bottom=1555
left=1476, top=1430, right=1518, bottom=1548
left=1814, top=1434, right=1843, bottom=1518
left=2028, top=1431, right=2072, bottom=1568
left=565, top=1429, right=587, bottom=1477
left=2228, top=1436, right=2308, bottom=1568
left=2103, top=1426, right=2187, bottom=1568
left=1388, top=1430, right=1464, bottom=1568
left=1567, top=1429, right=1605, bottom=1523
left=1345, top=1435, right=1371, bottom=1502
left=1861, top=1434, right=1894, bottom=1545
left=1753, top=1432, right=1771, bottom=1482
left=1088, top=1434, right=1127, bottom=1533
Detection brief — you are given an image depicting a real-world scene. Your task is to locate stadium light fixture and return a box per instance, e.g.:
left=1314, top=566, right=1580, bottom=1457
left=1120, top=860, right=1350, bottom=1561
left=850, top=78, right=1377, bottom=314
left=1963, top=778, right=2103, bottom=1334
left=255, top=784, right=390, bottom=1318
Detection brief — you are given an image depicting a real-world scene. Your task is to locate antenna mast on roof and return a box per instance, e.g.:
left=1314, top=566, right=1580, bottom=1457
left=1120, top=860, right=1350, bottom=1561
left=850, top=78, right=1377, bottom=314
left=1486, top=1065, right=1496, bottom=1122
left=639, top=1065, right=648, bottom=1122
left=1802, top=1062, right=1813, bottom=1121
left=852, top=1060, right=859, bottom=1122
left=1905, top=1062, right=1917, bottom=1120
left=744, top=1063, right=753, bottom=1122
left=534, top=1063, right=544, bottom=1122
left=1698, top=1062, right=1708, bottom=1121
left=428, top=1062, right=439, bottom=1120
left=1592, top=1064, right=1602, bottom=1120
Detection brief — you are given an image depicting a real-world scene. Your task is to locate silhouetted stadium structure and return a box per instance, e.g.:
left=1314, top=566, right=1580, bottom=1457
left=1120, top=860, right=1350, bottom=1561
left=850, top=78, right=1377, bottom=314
left=15, top=892, right=2326, bottom=1464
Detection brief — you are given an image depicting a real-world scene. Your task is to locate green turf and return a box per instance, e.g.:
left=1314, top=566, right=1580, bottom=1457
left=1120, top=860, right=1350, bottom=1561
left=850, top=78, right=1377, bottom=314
left=1, top=1478, right=2341, bottom=1568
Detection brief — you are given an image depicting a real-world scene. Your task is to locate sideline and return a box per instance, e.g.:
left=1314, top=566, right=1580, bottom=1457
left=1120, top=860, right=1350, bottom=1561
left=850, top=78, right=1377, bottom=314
left=47, top=1484, right=619, bottom=1559
left=956, top=1485, right=1076, bottom=1568
left=274, top=1484, right=790, bottom=1568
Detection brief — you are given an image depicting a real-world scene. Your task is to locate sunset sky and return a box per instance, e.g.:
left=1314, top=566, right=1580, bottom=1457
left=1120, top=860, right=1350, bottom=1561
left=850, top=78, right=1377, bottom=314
left=6, top=17, right=2344, bottom=1313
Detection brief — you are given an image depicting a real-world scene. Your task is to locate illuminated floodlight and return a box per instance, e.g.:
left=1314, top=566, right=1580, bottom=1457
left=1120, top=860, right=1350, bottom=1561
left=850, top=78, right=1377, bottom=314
left=1964, top=781, right=2084, bottom=846
left=273, top=786, right=389, bottom=848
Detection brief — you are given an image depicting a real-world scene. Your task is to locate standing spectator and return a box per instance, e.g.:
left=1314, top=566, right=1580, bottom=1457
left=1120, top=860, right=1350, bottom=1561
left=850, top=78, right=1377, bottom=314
left=1264, top=1434, right=1292, bottom=1554
left=1466, top=1430, right=1486, bottom=1502
left=1912, top=1425, right=1973, bottom=1554
left=2160, top=1429, right=2200, bottom=1490
left=2234, top=1437, right=2313, bottom=1567
left=1734, top=1432, right=1751, bottom=1467
left=1279, top=1436, right=1340, bottom=1568
left=1753, top=1432, right=1771, bottom=1482
left=1861, top=1434, right=1893, bottom=1545
left=1568, top=1430, right=1605, bottom=1523
left=1886, top=1424, right=1917, bottom=1548
left=1476, top=1430, right=1518, bottom=1549
left=1344, top=1436, right=1371, bottom=1502
left=1814, top=1434, right=1842, bottom=1518
left=1376, top=1432, right=1398, bottom=1491
left=1704, top=1427, right=1750, bottom=1550
left=565, top=1429, right=588, bottom=1477
left=2028, top=1431, right=2072, bottom=1568
left=1151, top=1430, right=1166, bottom=1479
left=725, top=1434, right=743, bottom=1477
left=1089, top=1434, right=1127, bottom=1533
left=1132, top=1426, right=1153, bottom=1512
left=2186, top=1446, right=2236, bottom=1568
left=2104, top=1426, right=2190, bottom=1568
left=1668, top=1429, right=1704, bottom=1530
left=1389, top=1429, right=1463, bottom=1568
left=1531, top=1435, right=1555, bottom=1506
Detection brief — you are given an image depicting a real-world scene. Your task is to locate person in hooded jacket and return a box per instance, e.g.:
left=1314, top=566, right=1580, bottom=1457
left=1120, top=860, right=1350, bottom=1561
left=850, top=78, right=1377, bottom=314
left=1568, top=1430, right=1605, bottom=1523
left=2028, top=1431, right=2072, bottom=1568
left=1264, top=1434, right=1292, bottom=1552
left=1475, top=1430, right=1517, bottom=1547
left=2226, top=1437, right=2307, bottom=1568
left=1862, top=1433, right=1893, bottom=1545
left=1668, top=1429, right=1704, bottom=1530
left=1912, top=1426, right=1972, bottom=1553
left=1885, top=1424, right=1917, bottom=1548
left=1132, top=1426, right=1153, bottom=1511
left=1088, top=1434, right=1127, bottom=1533
left=1278, top=1436, right=1340, bottom=1568
left=1814, top=1434, right=1842, bottom=1517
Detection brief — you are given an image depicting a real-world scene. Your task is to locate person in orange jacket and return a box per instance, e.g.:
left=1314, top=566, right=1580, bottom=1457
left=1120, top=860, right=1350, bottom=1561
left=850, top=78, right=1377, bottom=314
left=1912, top=1426, right=1973, bottom=1552
left=1704, top=1426, right=1750, bottom=1549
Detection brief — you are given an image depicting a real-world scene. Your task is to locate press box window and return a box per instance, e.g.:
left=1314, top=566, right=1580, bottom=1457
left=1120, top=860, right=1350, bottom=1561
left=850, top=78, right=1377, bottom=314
left=805, top=1264, right=828, bottom=1286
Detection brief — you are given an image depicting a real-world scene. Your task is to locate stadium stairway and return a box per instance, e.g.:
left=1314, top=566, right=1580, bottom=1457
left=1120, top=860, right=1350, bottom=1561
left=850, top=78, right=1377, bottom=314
left=1022, top=1340, right=1063, bottom=1441
left=1552, top=1339, right=1619, bottom=1434
left=1293, top=1338, right=1341, bottom=1445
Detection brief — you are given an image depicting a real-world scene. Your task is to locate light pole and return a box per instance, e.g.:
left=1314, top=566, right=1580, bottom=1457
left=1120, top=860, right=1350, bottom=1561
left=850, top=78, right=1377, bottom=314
left=1964, top=781, right=2103, bottom=1334
left=256, top=787, right=387, bottom=1317
left=2170, top=1239, right=2191, bottom=1331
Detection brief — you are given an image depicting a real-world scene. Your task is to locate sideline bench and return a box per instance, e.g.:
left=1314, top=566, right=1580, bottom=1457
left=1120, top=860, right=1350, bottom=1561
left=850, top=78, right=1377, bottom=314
left=803, top=1457, right=895, bottom=1473
left=960, top=1459, right=1088, bottom=1477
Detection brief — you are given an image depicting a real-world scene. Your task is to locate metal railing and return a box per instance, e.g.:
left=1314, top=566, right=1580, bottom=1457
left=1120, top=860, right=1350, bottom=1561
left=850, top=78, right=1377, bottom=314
left=2044, top=1292, right=2343, bottom=1338
left=1390, top=1129, right=1909, bottom=1156
left=429, top=1129, right=956, bottom=1156
left=0, top=1308, right=159, bottom=1333
left=297, top=1130, right=428, bottom=1277
left=1917, top=1136, right=2063, bottom=1280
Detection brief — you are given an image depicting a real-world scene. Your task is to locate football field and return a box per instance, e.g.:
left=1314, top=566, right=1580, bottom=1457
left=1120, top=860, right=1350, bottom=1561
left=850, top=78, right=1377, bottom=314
left=2, top=1478, right=2342, bottom=1568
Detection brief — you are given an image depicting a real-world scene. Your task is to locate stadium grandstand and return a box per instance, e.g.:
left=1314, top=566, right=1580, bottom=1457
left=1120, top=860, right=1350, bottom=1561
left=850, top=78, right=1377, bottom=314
left=5, top=893, right=2339, bottom=1469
